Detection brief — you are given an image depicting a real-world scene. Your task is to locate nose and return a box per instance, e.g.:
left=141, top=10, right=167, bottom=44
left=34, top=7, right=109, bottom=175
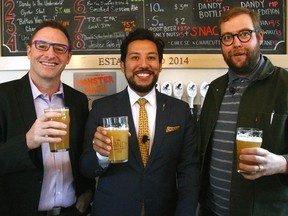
left=139, top=58, right=149, bottom=68
left=232, top=35, right=242, bottom=47
left=45, top=46, right=57, bottom=56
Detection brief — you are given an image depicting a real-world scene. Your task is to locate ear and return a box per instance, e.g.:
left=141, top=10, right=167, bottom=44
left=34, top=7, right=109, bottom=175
left=27, top=45, right=31, bottom=60
left=120, top=61, right=125, bottom=73
left=159, top=62, right=163, bottom=72
left=66, top=52, right=72, bottom=64
left=258, top=31, right=264, bottom=46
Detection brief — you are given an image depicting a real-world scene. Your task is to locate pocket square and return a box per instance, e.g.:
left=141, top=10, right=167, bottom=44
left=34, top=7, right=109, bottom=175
left=166, top=126, right=180, bottom=133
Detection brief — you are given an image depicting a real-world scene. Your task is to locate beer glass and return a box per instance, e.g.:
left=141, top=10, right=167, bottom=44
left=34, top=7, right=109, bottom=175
left=44, top=107, right=70, bottom=152
left=103, top=116, right=129, bottom=163
left=236, top=127, right=263, bottom=174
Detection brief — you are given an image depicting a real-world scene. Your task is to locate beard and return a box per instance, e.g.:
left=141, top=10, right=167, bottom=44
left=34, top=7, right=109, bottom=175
left=223, top=43, right=261, bottom=76
left=124, top=71, right=159, bottom=94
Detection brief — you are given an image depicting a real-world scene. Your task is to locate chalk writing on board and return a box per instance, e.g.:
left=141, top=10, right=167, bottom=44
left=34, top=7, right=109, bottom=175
left=2, top=0, right=286, bottom=56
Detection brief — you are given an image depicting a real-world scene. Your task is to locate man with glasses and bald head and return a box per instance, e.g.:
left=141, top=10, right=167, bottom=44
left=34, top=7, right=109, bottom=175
left=0, top=20, right=94, bottom=216
left=198, top=7, right=288, bottom=216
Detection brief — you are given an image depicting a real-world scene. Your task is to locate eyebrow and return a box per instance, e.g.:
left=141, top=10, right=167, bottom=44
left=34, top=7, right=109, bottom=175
left=128, top=51, right=158, bottom=55
left=221, top=28, right=252, bottom=35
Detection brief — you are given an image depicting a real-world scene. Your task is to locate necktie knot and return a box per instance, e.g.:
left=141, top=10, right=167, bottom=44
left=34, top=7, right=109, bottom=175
left=137, top=98, right=148, bottom=107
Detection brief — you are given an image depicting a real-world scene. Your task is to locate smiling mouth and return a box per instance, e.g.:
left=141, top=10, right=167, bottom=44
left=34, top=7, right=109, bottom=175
left=137, top=73, right=150, bottom=77
left=40, top=61, right=57, bottom=66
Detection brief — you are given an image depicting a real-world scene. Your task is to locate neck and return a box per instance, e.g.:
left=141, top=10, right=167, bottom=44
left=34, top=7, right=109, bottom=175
left=30, top=73, right=61, bottom=99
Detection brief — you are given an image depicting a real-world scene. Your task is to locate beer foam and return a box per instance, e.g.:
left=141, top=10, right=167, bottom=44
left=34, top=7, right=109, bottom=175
left=237, top=136, right=262, bottom=143
left=105, top=127, right=128, bottom=130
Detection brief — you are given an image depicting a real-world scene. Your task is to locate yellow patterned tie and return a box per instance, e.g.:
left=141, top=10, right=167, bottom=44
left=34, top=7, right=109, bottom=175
left=137, top=98, right=150, bottom=167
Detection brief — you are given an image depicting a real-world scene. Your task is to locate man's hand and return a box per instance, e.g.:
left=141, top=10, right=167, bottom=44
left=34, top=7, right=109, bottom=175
left=92, top=126, right=111, bottom=156
left=75, top=190, right=93, bottom=214
left=26, top=112, right=67, bottom=150
left=239, top=147, right=288, bottom=180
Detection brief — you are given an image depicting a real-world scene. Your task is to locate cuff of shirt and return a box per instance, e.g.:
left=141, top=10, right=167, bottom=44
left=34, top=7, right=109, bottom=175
left=96, top=152, right=109, bottom=168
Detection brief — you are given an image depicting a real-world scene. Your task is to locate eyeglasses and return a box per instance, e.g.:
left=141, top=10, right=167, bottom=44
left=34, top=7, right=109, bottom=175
left=32, top=40, right=69, bottom=54
left=219, top=30, right=258, bottom=46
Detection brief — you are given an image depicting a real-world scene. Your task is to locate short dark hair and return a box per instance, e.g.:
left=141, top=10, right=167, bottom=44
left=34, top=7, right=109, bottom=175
left=120, top=28, right=165, bottom=63
left=29, top=20, right=72, bottom=52
left=218, top=7, right=262, bottom=36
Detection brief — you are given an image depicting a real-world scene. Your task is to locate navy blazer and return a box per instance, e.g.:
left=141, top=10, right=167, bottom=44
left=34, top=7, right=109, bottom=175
left=0, top=73, right=94, bottom=215
left=81, top=88, right=199, bottom=216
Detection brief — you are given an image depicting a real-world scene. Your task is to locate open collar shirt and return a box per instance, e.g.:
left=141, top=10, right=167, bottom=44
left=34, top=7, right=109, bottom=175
left=28, top=73, right=76, bottom=211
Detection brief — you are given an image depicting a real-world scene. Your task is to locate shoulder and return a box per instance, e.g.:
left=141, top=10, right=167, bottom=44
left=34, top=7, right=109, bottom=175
left=0, top=80, right=15, bottom=92
left=262, top=57, right=288, bottom=81
left=209, top=73, right=228, bottom=87
left=0, top=77, right=27, bottom=97
left=0, top=77, right=24, bottom=90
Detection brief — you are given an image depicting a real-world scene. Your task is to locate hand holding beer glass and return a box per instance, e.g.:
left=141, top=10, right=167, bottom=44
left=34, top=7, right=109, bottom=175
left=103, top=116, right=129, bottom=163
left=44, top=107, right=70, bottom=152
left=236, top=127, right=263, bottom=174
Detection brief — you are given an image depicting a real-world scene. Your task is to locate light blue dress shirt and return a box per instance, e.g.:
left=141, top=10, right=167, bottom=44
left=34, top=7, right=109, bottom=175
left=28, top=74, right=76, bottom=211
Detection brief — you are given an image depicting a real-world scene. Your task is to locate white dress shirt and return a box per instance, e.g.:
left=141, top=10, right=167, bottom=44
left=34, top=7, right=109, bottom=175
left=127, top=86, right=157, bottom=151
left=97, top=86, right=157, bottom=165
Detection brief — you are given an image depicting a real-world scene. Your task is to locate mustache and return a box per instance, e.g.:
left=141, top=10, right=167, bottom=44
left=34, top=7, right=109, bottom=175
left=229, top=49, right=247, bottom=57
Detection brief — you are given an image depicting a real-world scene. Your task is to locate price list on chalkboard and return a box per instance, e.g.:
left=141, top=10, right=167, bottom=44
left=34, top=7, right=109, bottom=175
left=145, top=0, right=286, bottom=54
left=2, top=0, right=286, bottom=56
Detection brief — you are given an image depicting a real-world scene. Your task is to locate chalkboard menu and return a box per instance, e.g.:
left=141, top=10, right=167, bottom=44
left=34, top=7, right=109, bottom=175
left=2, top=0, right=286, bottom=56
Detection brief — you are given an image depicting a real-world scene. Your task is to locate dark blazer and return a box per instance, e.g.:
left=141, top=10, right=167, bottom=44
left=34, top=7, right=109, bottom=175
left=80, top=88, right=200, bottom=216
left=0, top=73, right=94, bottom=216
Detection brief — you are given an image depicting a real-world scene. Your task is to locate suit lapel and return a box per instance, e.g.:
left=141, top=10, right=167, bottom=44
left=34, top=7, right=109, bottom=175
left=146, top=93, right=169, bottom=168
left=212, top=74, right=229, bottom=110
left=115, top=90, right=144, bottom=167
left=62, top=85, right=76, bottom=166
left=15, top=74, right=43, bottom=168
left=16, top=74, right=37, bottom=130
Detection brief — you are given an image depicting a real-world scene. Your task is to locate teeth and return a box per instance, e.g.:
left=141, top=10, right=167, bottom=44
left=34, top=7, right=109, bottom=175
left=137, top=73, right=149, bottom=77
left=41, top=62, right=56, bottom=66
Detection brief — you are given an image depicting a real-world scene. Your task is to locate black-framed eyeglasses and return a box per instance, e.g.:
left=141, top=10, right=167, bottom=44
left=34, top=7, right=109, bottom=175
left=219, top=30, right=258, bottom=46
left=32, top=40, right=69, bottom=54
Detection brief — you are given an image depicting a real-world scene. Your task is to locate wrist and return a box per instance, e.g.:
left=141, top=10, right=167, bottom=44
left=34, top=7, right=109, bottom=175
left=280, top=156, right=288, bottom=174
left=283, top=157, right=288, bottom=174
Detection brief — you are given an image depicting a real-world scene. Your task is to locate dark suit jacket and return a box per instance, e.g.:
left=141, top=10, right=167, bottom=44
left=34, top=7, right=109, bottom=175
left=0, top=73, right=94, bottom=216
left=80, top=88, right=200, bottom=216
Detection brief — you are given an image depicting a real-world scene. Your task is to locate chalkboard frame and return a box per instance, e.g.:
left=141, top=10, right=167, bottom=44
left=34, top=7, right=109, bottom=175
left=0, top=2, right=287, bottom=70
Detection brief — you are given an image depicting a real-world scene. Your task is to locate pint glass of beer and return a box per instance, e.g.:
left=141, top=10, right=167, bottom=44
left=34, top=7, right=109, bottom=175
left=236, top=127, right=263, bottom=174
left=103, top=116, right=129, bottom=163
left=44, top=107, right=70, bottom=152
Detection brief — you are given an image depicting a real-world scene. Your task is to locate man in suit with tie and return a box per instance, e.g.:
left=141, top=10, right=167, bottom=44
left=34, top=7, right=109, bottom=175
left=0, top=20, right=93, bottom=215
left=80, top=28, right=200, bottom=216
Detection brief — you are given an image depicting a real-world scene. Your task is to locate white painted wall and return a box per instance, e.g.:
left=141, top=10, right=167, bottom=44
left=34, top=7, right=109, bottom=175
left=0, top=67, right=226, bottom=105
left=1, top=56, right=286, bottom=106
